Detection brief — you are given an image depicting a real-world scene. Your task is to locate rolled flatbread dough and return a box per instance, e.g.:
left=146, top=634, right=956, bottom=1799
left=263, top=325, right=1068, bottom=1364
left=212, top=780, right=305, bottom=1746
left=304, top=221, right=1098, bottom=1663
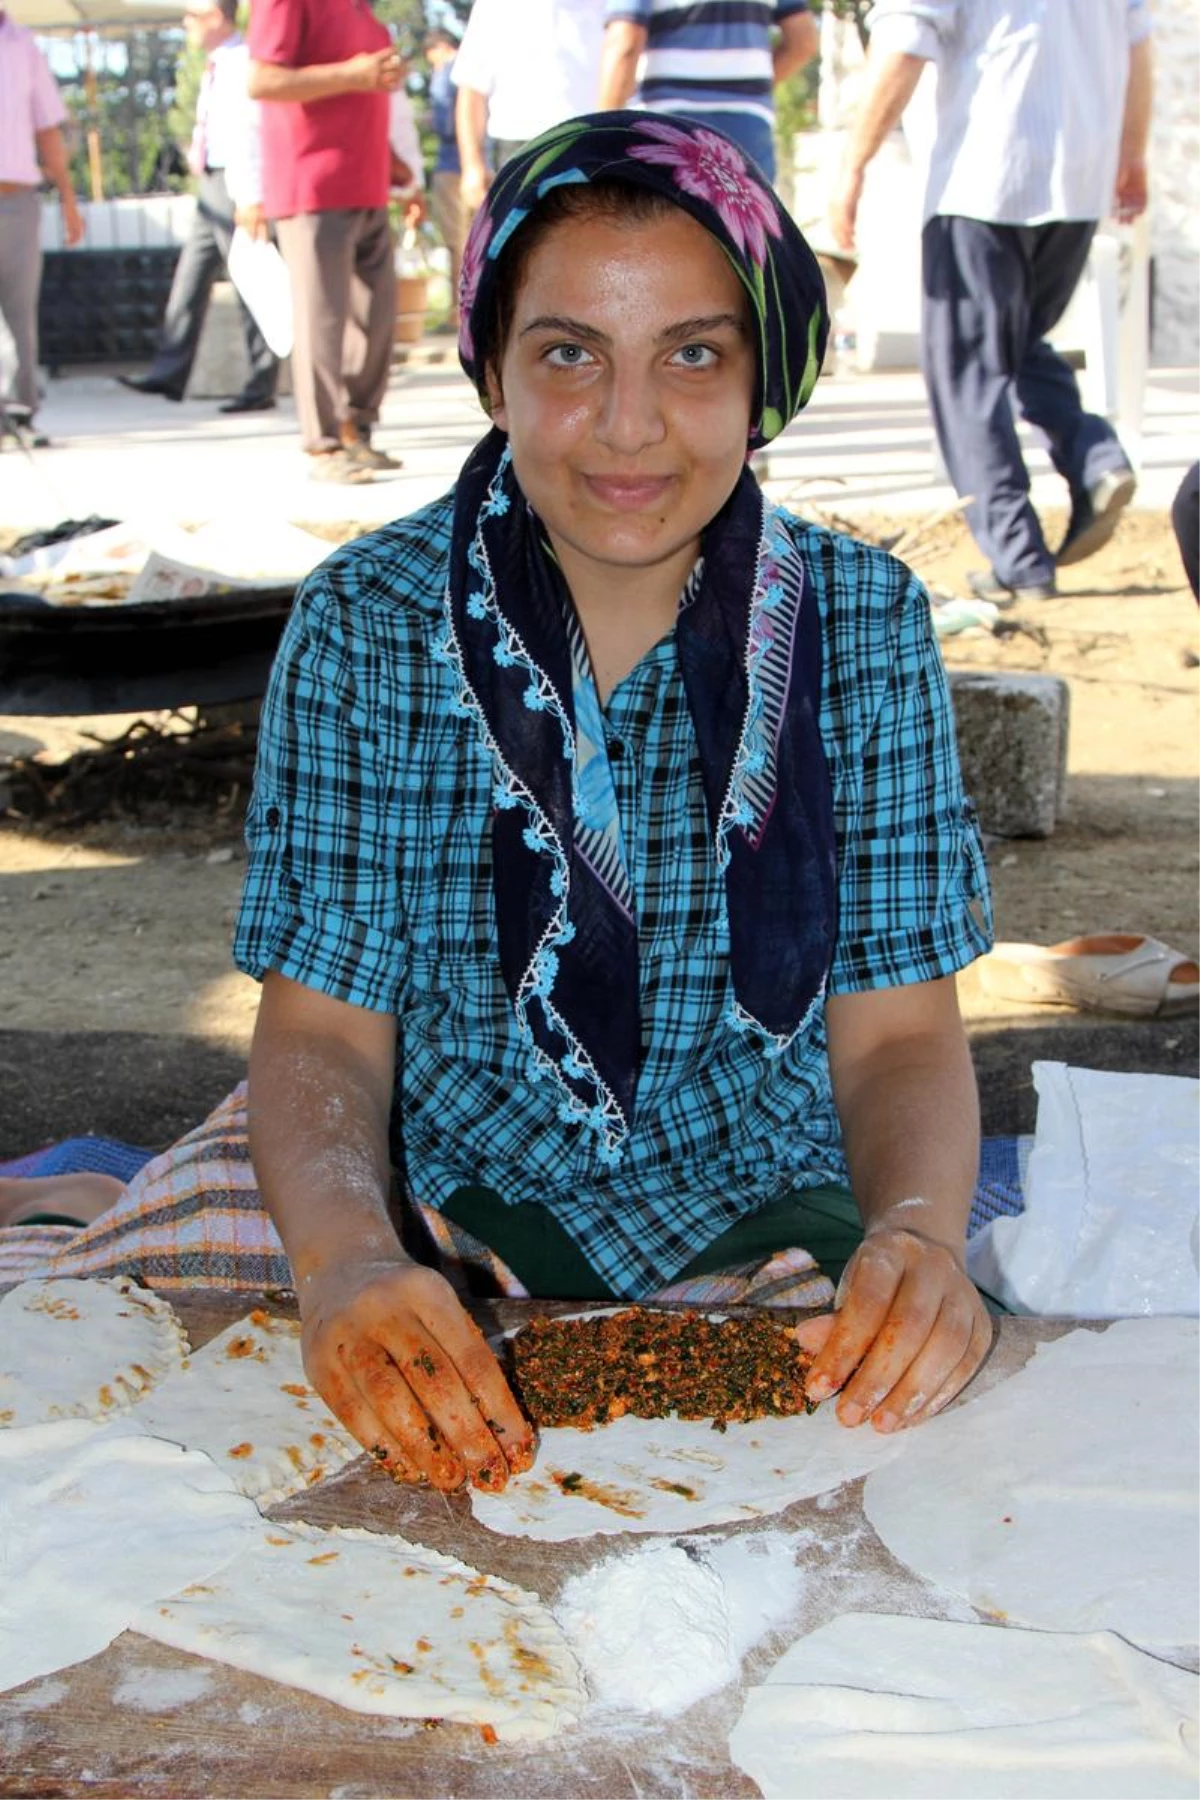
left=133, top=1519, right=587, bottom=1742
left=470, top=1405, right=906, bottom=1541
left=130, top=1309, right=360, bottom=1505
left=0, top=1416, right=259, bottom=1694
left=0, top=1276, right=187, bottom=1428
left=862, top=1318, right=1199, bottom=1649
left=729, top=1612, right=1199, bottom=1799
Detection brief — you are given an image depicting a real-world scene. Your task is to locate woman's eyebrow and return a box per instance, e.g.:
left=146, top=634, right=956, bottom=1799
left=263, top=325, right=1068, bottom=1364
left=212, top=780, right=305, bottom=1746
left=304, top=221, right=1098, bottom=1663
left=659, top=313, right=748, bottom=345
left=518, top=313, right=607, bottom=344
left=517, top=312, right=748, bottom=345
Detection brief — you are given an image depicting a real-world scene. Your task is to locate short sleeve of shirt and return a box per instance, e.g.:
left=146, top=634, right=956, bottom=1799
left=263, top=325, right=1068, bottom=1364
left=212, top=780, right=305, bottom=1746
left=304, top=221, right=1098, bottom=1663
left=865, top=0, right=956, bottom=62
left=449, top=0, right=501, bottom=95
left=1127, top=0, right=1152, bottom=44
left=30, top=41, right=66, bottom=130
left=233, top=557, right=411, bottom=1013
left=807, top=527, right=992, bottom=993
left=247, top=0, right=306, bottom=68
left=604, top=0, right=651, bottom=22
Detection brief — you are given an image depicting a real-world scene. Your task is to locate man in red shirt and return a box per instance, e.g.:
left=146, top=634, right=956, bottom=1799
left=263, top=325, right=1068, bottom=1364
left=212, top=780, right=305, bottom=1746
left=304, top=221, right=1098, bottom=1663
left=248, top=0, right=404, bottom=482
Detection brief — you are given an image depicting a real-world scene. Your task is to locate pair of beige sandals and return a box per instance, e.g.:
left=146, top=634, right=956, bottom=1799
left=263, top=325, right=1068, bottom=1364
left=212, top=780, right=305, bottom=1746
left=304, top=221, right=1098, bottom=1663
left=978, top=933, right=1200, bottom=1017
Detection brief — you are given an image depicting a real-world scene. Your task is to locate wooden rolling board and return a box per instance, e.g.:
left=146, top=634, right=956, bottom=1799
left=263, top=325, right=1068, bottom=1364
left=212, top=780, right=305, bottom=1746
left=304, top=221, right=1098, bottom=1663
left=1, top=1297, right=1075, bottom=1800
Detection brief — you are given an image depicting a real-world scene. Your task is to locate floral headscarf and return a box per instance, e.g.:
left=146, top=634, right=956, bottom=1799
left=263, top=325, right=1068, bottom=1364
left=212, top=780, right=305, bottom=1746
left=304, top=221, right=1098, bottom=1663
left=458, top=110, right=829, bottom=449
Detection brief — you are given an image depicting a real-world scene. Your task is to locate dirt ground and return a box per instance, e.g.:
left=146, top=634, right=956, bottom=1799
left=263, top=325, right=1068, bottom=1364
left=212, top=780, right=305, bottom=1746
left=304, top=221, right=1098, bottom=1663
left=0, top=503, right=1196, bottom=1157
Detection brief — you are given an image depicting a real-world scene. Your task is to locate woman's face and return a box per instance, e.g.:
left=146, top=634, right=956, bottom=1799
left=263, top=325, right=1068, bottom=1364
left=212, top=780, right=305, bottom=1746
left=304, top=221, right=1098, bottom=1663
left=485, top=207, right=755, bottom=599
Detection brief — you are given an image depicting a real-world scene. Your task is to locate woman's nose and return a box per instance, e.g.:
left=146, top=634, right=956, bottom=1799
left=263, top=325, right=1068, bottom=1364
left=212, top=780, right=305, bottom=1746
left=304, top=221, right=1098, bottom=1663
left=594, top=366, right=667, bottom=454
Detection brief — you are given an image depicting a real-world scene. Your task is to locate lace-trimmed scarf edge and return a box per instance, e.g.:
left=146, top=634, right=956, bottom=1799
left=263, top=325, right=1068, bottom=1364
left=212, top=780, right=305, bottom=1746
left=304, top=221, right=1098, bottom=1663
left=434, top=431, right=837, bottom=1163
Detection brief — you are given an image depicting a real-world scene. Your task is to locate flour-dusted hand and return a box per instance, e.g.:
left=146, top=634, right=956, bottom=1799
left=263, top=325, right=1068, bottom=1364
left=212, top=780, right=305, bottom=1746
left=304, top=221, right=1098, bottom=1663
left=247, top=975, right=534, bottom=1493
left=819, top=977, right=994, bottom=1434
left=299, top=1254, right=535, bottom=1492
left=796, top=1228, right=992, bottom=1433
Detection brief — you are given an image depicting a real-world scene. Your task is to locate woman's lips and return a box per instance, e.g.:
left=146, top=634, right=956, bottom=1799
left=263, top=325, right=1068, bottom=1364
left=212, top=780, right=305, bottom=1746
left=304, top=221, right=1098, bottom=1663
left=585, top=475, right=674, bottom=510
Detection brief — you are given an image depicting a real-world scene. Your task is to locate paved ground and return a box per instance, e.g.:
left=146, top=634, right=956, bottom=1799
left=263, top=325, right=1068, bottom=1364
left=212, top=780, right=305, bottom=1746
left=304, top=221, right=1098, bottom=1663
left=3, top=349, right=1196, bottom=546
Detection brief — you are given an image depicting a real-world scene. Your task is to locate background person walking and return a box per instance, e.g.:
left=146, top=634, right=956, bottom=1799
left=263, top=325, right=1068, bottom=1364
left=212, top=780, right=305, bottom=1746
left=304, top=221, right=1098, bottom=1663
left=830, top=0, right=1153, bottom=606
left=119, top=0, right=278, bottom=416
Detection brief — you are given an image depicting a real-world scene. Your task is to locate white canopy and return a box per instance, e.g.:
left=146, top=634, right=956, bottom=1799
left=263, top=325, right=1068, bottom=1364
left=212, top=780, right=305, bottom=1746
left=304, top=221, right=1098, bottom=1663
left=9, top=0, right=186, bottom=32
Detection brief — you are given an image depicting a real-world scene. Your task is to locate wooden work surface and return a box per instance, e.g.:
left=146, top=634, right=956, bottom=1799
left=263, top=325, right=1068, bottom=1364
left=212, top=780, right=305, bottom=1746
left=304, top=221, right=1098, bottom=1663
left=2, top=1300, right=1083, bottom=1800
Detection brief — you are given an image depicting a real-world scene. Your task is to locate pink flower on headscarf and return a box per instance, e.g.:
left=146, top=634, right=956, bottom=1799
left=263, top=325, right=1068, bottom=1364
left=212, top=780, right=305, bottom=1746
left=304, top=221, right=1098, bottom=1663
left=628, top=121, right=781, bottom=267
left=458, top=211, right=493, bottom=364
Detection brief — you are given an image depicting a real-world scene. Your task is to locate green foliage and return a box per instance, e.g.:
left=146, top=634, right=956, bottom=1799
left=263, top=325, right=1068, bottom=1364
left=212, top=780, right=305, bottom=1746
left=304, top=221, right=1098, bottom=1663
left=60, top=27, right=190, bottom=199
left=56, top=2, right=473, bottom=200
left=372, top=1, right=470, bottom=57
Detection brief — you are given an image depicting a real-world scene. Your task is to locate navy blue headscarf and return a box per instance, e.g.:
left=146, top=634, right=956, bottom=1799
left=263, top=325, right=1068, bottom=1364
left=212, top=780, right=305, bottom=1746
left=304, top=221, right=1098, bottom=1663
left=441, top=112, right=837, bottom=1164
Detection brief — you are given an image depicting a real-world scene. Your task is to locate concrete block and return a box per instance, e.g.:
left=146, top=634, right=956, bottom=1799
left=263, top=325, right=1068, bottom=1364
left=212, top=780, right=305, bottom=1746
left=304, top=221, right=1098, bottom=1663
left=948, top=670, right=1069, bottom=839
left=189, top=280, right=291, bottom=398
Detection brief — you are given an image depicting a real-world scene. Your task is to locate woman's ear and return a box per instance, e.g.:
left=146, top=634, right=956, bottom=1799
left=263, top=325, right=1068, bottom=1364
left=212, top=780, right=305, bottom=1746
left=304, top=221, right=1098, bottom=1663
left=483, top=363, right=508, bottom=430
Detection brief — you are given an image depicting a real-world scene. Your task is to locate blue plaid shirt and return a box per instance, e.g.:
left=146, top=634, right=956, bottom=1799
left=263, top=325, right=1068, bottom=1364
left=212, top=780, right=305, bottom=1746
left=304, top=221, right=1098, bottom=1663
left=234, top=494, right=992, bottom=1298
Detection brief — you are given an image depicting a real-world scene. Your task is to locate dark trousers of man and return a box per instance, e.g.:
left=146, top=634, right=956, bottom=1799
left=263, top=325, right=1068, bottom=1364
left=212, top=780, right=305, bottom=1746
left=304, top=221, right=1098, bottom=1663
left=1172, top=462, right=1199, bottom=601
left=145, top=168, right=278, bottom=404
left=274, top=207, right=395, bottom=454
left=922, top=216, right=1131, bottom=590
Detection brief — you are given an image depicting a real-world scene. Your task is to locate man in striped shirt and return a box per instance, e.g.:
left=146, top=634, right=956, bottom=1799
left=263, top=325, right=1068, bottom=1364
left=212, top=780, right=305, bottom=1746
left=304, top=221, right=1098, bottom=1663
left=830, top=0, right=1152, bottom=606
left=599, top=1, right=817, bottom=183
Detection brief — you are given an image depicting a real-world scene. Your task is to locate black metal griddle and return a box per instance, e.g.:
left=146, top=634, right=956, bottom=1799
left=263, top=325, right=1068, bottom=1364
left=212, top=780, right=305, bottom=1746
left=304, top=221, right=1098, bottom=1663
left=0, top=583, right=297, bottom=715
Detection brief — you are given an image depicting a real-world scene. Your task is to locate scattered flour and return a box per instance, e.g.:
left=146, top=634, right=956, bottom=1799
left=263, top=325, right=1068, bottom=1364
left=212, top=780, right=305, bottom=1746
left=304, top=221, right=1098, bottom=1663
left=111, top=1664, right=215, bottom=1712
left=3, top=1678, right=69, bottom=1712
left=553, top=1532, right=806, bottom=1717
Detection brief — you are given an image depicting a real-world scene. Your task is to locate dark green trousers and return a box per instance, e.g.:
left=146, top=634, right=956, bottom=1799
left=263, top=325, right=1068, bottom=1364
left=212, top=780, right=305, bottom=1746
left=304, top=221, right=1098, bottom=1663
left=438, top=1182, right=865, bottom=1301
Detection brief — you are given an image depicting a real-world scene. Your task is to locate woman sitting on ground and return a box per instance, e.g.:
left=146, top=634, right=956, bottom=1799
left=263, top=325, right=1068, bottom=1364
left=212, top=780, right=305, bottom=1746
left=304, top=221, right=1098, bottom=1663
left=2, top=113, right=995, bottom=1492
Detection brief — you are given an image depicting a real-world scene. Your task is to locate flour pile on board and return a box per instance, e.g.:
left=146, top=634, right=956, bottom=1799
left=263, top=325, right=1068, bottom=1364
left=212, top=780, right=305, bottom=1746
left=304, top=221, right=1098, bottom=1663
left=553, top=1533, right=807, bottom=1716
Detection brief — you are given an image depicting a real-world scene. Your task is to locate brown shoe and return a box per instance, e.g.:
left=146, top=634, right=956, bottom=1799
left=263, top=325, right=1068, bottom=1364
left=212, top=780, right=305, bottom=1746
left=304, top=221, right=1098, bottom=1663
left=339, top=423, right=402, bottom=472
left=308, top=449, right=376, bottom=485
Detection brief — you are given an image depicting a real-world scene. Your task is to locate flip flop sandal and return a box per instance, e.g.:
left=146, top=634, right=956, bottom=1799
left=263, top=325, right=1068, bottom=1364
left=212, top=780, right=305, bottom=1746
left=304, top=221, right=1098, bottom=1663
left=977, top=934, right=1200, bottom=1017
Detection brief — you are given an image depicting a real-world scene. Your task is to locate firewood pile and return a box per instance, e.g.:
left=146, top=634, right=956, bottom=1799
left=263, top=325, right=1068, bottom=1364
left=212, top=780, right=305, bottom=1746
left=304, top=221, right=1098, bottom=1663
left=2, top=713, right=256, bottom=833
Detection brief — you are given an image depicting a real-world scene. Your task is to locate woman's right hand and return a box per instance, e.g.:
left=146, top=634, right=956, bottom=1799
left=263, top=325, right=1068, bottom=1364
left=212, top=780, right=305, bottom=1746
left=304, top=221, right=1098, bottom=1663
left=297, top=1254, right=536, bottom=1493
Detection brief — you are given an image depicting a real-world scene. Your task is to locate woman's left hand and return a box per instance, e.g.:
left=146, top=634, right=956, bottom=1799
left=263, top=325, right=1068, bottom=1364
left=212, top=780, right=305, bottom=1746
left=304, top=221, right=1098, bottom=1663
left=795, top=1227, right=992, bottom=1432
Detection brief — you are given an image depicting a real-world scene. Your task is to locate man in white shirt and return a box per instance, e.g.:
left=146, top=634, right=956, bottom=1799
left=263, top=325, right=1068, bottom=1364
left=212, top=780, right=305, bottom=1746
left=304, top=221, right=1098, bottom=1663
left=830, top=0, right=1153, bottom=605
left=120, top=0, right=278, bottom=413
left=453, top=0, right=605, bottom=213
left=0, top=7, right=83, bottom=446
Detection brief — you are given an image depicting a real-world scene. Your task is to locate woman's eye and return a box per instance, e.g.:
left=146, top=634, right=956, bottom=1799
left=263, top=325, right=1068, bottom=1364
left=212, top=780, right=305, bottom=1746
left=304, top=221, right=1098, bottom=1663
left=672, top=343, right=719, bottom=368
left=544, top=343, right=593, bottom=368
